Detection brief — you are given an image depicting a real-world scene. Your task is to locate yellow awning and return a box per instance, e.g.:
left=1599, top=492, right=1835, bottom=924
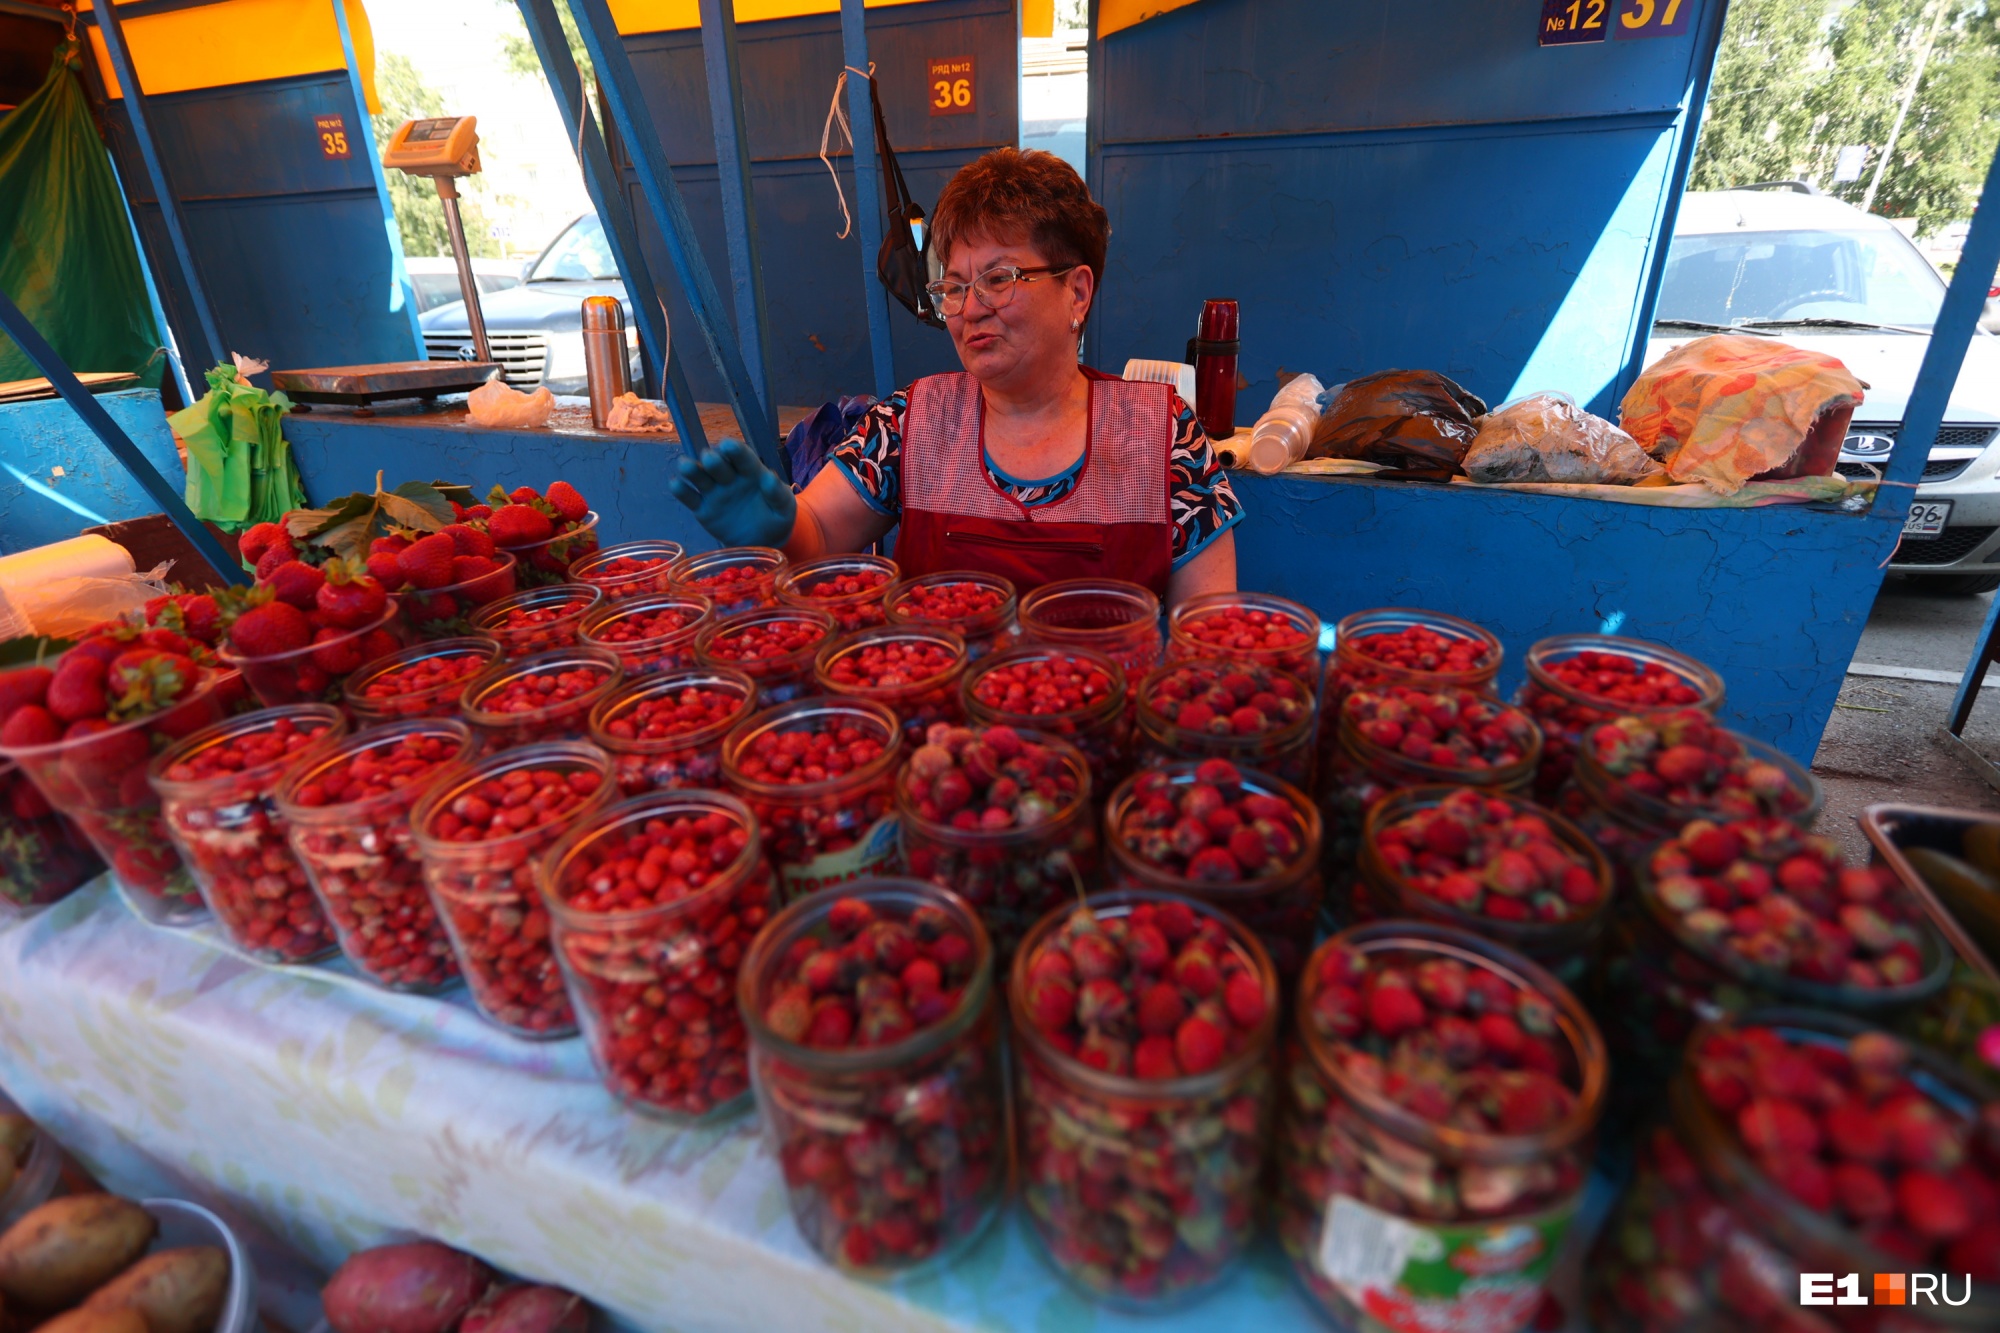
left=1098, top=0, right=1202, bottom=37
left=1021, top=0, right=1053, bottom=38
left=610, top=0, right=933, bottom=36
left=83, top=0, right=377, bottom=114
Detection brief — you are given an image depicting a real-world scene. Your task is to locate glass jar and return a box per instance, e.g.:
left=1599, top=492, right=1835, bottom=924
left=410, top=740, right=614, bottom=1037
left=1019, top=577, right=1162, bottom=678
left=669, top=545, right=787, bottom=616
left=579, top=592, right=713, bottom=678
left=1, top=668, right=234, bottom=926
left=1355, top=786, right=1613, bottom=985
left=722, top=698, right=903, bottom=901
left=588, top=667, right=757, bottom=796
left=0, top=758, right=102, bottom=917
left=1103, top=760, right=1323, bottom=986
left=1011, top=890, right=1279, bottom=1308
left=1134, top=656, right=1315, bottom=789
left=497, top=508, right=600, bottom=586
left=567, top=539, right=684, bottom=602
left=815, top=626, right=968, bottom=747
left=459, top=646, right=624, bottom=750
left=897, top=728, right=1098, bottom=960
left=1586, top=1009, right=2000, bottom=1332
left=884, top=570, right=1021, bottom=660
left=398, top=551, right=520, bottom=639
left=1278, top=923, right=1607, bottom=1332
left=343, top=636, right=501, bottom=726
left=470, top=584, right=604, bottom=659
left=221, top=600, right=407, bottom=708
left=961, top=644, right=1131, bottom=794
left=542, top=789, right=775, bottom=1120
left=149, top=704, right=348, bottom=962
left=693, top=606, right=836, bottom=707
left=1167, top=590, right=1323, bottom=687
left=1321, top=607, right=1502, bottom=718
left=777, top=553, right=899, bottom=631
left=1516, top=634, right=1724, bottom=800
left=275, top=719, right=475, bottom=991
left=741, top=878, right=1005, bottom=1276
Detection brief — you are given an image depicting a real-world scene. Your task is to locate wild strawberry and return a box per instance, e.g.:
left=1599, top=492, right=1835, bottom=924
left=315, top=561, right=389, bottom=629
left=1133, top=1035, right=1179, bottom=1080
left=1027, top=974, right=1076, bottom=1031
left=229, top=601, right=313, bottom=657
left=1368, top=981, right=1426, bottom=1037
left=488, top=504, right=555, bottom=547
left=1490, top=1069, right=1575, bottom=1134
left=265, top=559, right=326, bottom=610
left=1898, top=1171, right=1973, bottom=1240
left=1175, top=1014, right=1225, bottom=1073
left=0, top=705, right=61, bottom=747
left=1824, top=1101, right=1888, bottom=1162
left=545, top=480, right=589, bottom=523
left=1414, top=958, right=1469, bottom=1011
left=397, top=533, right=459, bottom=590
left=46, top=657, right=109, bottom=722
left=1833, top=1162, right=1895, bottom=1223
left=1739, top=1098, right=1820, bottom=1156
left=444, top=522, right=497, bottom=557
left=1762, top=1153, right=1834, bottom=1211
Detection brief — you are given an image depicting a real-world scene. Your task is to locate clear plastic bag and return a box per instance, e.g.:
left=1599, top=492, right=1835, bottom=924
left=1463, top=392, right=1663, bottom=485
left=466, top=378, right=555, bottom=430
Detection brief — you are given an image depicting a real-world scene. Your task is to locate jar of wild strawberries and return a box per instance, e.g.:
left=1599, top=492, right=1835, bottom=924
left=460, top=646, right=624, bottom=751
left=1103, top=760, right=1323, bottom=986
left=1011, top=890, right=1278, bottom=1308
left=670, top=545, right=787, bottom=616
left=694, top=606, right=836, bottom=707
left=343, top=636, right=501, bottom=726
left=722, top=698, right=903, bottom=900
left=1019, top=578, right=1162, bottom=679
left=1278, top=922, right=1606, bottom=1332
left=579, top=592, right=713, bottom=677
left=541, top=789, right=774, bottom=1120
left=410, top=740, right=613, bottom=1037
left=777, top=553, right=898, bottom=631
left=1586, top=1010, right=2000, bottom=1332
left=741, top=879, right=1006, bottom=1276
left=276, top=719, right=474, bottom=991
left=588, top=667, right=757, bottom=796
left=470, top=583, right=604, bottom=659
left=1134, top=657, right=1316, bottom=788
left=149, top=704, right=348, bottom=963
left=816, top=627, right=968, bottom=746
left=567, top=539, right=684, bottom=602
left=1356, top=786, right=1612, bottom=984
left=1167, top=590, right=1322, bottom=687
left=1320, top=607, right=1502, bottom=718
left=961, top=644, right=1131, bottom=794
left=897, top=726, right=1099, bottom=960
left=884, top=570, right=1021, bottom=660
left=1516, top=634, right=1724, bottom=800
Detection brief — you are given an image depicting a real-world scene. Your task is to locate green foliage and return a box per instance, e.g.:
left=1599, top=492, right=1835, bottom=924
left=497, top=0, right=594, bottom=92
left=370, top=52, right=501, bottom=259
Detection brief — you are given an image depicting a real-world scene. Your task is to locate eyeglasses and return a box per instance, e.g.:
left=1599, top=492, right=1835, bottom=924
left=925, top=264, right=1077, bottom=317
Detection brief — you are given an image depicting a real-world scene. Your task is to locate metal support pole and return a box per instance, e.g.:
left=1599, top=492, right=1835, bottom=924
left=699, top=0, right=777, bottom=429
left=434, top=177, right=493, bottom=364
left=0, top=289, right=246, bottom=587
left=91, top=4, right=227, bottom=371
left=567, top=0, right=779, bottom=467
left=840, top=0, right=896, bottom=399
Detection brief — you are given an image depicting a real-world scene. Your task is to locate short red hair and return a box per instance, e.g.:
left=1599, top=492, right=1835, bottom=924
left=930, top=148, right=1109, bottom=292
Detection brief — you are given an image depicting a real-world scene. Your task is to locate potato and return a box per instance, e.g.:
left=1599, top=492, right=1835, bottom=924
left=82, top=1247, right=229, bottom=1333
left=460, top=1285, right=588, bottom=1333
left=321, top=1241, right=493, bottom=1333
left=36, top=1307, right=149, bottom=1333
left=0, top=1195, right=156, bottom=1310
left=0, top=1117, right=32, bottom=1167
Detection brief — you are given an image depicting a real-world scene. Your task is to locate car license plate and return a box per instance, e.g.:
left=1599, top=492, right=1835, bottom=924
left=1904, top=500, right=1952, bottom=537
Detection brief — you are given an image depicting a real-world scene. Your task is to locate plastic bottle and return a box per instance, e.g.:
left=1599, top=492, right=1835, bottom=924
left=1245, top=374, right=1325, bottom=475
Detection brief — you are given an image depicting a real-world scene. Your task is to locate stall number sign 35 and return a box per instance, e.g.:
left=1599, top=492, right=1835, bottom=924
left=929, top=57, right=974, bottom=116
left=1540, top=0, right=1690, bottom=44
left=316, top=114, right=351, bottom=160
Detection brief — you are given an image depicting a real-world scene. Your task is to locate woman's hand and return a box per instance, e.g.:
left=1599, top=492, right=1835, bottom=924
left=667, top=438, right=797, bottom=548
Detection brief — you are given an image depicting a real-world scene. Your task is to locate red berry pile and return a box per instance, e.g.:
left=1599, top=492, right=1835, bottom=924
left=1350, top=625, right=1493, bottom=676
left=702, top=614, right=828, bottom=665
left=723, top=704, right=900, bottom=892
left=424, top=765, right=604, bottom=843
left=1522, top=642, right=1715, bottom=798
left=1113, top=760, right=1307, bottom=884
left=672, top=552, right=782, bottom=614
left=1372, top=789, right=1605, bottom=924
left=476, top=481, right=599, bottom=583
left=588, top=603, right=701, bottom=645
left=0, top=637, right=205, bottom=751
left=475, top=589, right=599, bottom=658
left=1647, top=818, right=1932, bottom=990
left=1142, top=661, right=1310, bottom=739
left=781, top=561, right=894, bottom=631
left=470, top=660, right=614, bottom=715
left=968, top=650, right=1117, bottom=718
left=765, top=895, right=979, bottom=1049
left=573, top=543, right=679, bottom=601
left=1585, top=711, right=1810, bottom=819
left=696, top=611, right=831, bottom=706
left=901, top=725, right=1077, bottom=832
left=581, top=597, right=709, bottom=676
left=895, top=579, right=1006, bottom=622
left=590, top=674, right=754, bottom=794
left=227, top=553, right=403, bottom=702
left=1544, top=650, right=1705, bottom=709
left=730, top=717, right=889, bottom=788
left=348, top=643, right=495, bottom=722
left=1343, top=685, right=1539, bottom=771
left=818, top=632, right=966, bottom=742
left=1172, top=598, right=1317, bottom=681
left=367, top=528, right=518, bottom=634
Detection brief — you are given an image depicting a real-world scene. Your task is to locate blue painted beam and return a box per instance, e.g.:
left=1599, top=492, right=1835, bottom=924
left=333, top=0, right=425, bottom=358
left=568, top=0, right=778, bottom=465
left=840, top=0, right=896, bottom=398
left=698, top=0, right=778, bottom=430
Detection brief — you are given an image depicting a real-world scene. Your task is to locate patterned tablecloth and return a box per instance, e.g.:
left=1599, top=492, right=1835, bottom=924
left=0, top=878, right=1331, bottom=1332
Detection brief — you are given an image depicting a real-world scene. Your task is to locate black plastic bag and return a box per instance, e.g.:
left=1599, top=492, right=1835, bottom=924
left=1308, top=370, right=1488, bottom=480
left=866, top=77, right=945, bottom=330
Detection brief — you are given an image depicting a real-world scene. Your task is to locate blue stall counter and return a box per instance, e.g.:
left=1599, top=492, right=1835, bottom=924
left=0, top=389, right=188, bottom=556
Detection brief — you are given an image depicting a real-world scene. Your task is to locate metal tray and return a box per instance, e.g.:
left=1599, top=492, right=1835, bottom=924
left=270, top=361, right=500, bottom=406
left=1860, top=801, right=2000, bottom=982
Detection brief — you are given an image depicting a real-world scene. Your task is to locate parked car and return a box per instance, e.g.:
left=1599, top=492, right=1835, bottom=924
left=420, top=214, right=640, bottom=395
left=1650, top=188, right=2000, bottom=593
left=403, top=257, right=525, bottom=314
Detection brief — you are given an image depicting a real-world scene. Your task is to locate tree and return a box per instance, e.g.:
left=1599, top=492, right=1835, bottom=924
left=497, top=0, right=593, bottom=94
left=370, top=52, right=501, bottom=259
left=1688, top=0, right=1836, bottom=193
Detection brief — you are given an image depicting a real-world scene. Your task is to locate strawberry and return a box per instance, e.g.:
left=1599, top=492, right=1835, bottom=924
left=369, top=533, right=412, bottom=557
left=487, top=504, right=554, bottom=547
left=60, top=718, right=152, bottom=789
left=68, top=634, right=127, bottom=669
left=0, top=666, right=52, bottom=721
left=0, top=705, right=61, bottom=747
left=365, top=551, right=408, bottom=591
left=1898, top=1171, right=1973, bottom=1240
left=46, top=657, right=109, bottom=722
left=463, top=503, right=492, bottom=521
left=397, top=533, right=459, bottom=590
left=174, top=594, right=221, bottom=644
left=253, top=543, right=295, bottom=581
left=443, top=523, right=496, bottom=558
left=238, top=521, right=291, bottom=568
left=228, top=601, right=313, bottom=658
left=315, top=560, right=388, bottom=629
left=265, top=559, right=327, bottom=610
left=509, top=485, right=542, bottom=505
left=310, top=627, right=365, bottom=675
left=545, top=480, right=589, bottom=524
left=106, top=650, right=198, bottom=718
left=451, top=555, right=500, bottom=584
left=1738, top=1098, right=1820, bottom=1156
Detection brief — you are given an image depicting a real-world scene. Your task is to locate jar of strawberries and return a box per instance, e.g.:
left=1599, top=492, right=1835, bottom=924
left=1320, top=608, right=1502, bottom=721
left=1019, top=578, right=1162, bottom=678
left=961, top=644, right=1130, bottom=794
left=1134, top=657, right=1316, bottom=788
left=471, top=584, right=604, bottom=659
left=541, top=789, right=775, bottom=1119
left=884, top=571, right=1021, bottom=660
left=148, top=704, right=348, bottom=962
left=0, top=759, right=101, bottom=917
left=1011, top=891, right=1278, bottom=1307
left=411, top=740, right=614, bottom=1037
left=1586, top=1011, right=2000, bottom=1331
left=669, top=545, right=787, bottom=616
left=579, top=592, right=713, bottom=678
left=588, top=668, right=757, bottom=796
left=460, top=646, right=624, bottom=751
left=777, top=554, right=898, bottom=631
left=722, top=698, right=903, bottom=900
left=343, top=637, right=500, bottom=725
left=1166, top=590, right=1322, bottom=687
left=694, top=607, right=836, bottom=707
left=276, top=719, right=475, bottom=991
left=896, top=724, right=1099, bottom=960
left=567, top=540, right=684, bottom=602
left=815, top=627, right=968, bottom=746
left=1277, top=923, right=1606, bottom=1332
left=1516, top=633, right=1723, bottom=800
left=740, top=879, right=1005, bottom=1276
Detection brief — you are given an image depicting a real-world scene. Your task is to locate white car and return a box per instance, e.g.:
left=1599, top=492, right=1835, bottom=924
left=1650, top=187, right=2000, bottom=593
left=402, top=257, right=525, bottom=314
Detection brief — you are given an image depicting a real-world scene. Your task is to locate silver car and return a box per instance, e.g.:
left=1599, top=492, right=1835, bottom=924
left=1650, top=188, right=2000, bottom=593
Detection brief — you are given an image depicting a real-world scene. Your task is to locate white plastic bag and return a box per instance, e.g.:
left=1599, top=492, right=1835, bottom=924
left=603, top=393, right=675, bottom=433
left=466, top=378, right=555, bottom=429
left=1463, top=393, right=1662, bottom=485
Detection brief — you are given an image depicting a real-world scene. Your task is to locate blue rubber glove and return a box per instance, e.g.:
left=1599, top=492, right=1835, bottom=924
left=667, top=438, right=798, bottom=549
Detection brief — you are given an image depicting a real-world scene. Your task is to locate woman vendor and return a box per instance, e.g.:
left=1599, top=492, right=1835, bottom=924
left=668, top=148, right=1243, bottom=606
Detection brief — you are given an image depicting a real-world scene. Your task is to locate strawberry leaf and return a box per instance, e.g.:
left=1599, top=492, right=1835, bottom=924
left=486, top=483, right=512, bottom=509
left=291, top=475, right=458, bottom=563
left=430, top=480, right=478, bottom=508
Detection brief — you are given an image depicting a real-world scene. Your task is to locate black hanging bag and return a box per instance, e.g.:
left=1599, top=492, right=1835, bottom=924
left=865, top=75, right=945, bottom=329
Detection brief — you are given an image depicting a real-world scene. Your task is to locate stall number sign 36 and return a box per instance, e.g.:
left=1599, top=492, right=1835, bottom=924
left=929, top=57, right=974, bottom=116
left=1540, top=0, right=1690, bottom=44
left=316, top=114, right=351, bottom=159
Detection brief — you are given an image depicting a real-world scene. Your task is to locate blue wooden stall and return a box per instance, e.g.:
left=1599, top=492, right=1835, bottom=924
left=0, top=391, right=189, bottom=556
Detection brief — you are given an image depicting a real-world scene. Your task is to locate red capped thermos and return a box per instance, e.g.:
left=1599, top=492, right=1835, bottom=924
left=1187, top=299, right=1240, bottom=440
